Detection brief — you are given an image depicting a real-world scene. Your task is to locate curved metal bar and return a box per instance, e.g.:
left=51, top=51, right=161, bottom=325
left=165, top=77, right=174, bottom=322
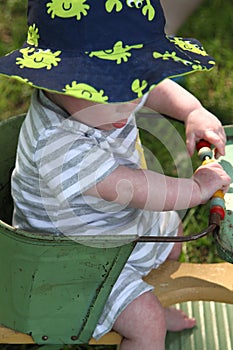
left=135, top=223, right=218, bottom=243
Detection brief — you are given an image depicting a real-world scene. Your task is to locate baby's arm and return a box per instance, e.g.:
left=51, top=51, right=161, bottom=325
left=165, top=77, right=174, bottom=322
left=85, top=162, right=231, bottom=212
left=145, top=79, right=226, bottom=158
left=85, top=79, right=231, bottom=211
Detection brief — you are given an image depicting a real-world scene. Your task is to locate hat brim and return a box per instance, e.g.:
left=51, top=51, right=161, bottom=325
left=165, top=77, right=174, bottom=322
left=0, top=36, right=214, bottom=103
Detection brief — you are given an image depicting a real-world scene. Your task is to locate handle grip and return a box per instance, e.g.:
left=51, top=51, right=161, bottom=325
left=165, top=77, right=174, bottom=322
left=196, top=140, right=225, bottom=220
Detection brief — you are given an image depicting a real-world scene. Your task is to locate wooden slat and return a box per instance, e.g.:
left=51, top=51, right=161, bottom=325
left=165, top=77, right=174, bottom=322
left=144, top=261, right=233, bottom=307
left=165, top=301, right=233, bottom=350
left=0, top=326, right=34, bottom=344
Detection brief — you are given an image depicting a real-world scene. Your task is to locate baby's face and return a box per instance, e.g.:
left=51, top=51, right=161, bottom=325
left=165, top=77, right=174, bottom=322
left=86, top=102, right=139, bottom=130
left=72, top=99, right=140, bottom=130
left=47, top=92, right=140, bottom=130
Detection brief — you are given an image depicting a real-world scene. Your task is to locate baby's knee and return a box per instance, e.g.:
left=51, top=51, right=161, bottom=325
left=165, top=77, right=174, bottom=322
left=131, top=292, right=166, bottom=338
left=113, top=292, right=167, bottom=348
left=140, top=292, right=166, bottom=328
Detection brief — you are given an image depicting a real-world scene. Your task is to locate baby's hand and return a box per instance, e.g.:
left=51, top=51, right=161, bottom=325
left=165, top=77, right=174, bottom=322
left=193, top=162, right=231, bottom=204
left=185, top=108, right=226, bottom=158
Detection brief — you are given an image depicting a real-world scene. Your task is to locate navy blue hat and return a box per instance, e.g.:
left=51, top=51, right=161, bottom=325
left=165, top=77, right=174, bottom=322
left=0, top=0, right=215, bottom=103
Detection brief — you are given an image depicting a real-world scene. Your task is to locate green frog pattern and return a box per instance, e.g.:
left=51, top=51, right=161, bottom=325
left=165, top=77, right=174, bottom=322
left=10, top=2, right=212, bottom=104
left=105, top=0, right=155, bottom=20
left=63, top=81, right=109, bottom=102
left=46, top=0, right=154, bottom=21
left=152, top=50, right=208, bottom=71
left=27, top=24, right=40, bottom=47
left=87, top=41, right=143, bottom=64
left=131, top=78, right=148, bottom=98
left=16, top=47, right=61, bottom=70
left=47, top=0, right=90, bottom=20
left=169, top=37, right=209, bottom=57
left=151, top=37, right=216, bottom=70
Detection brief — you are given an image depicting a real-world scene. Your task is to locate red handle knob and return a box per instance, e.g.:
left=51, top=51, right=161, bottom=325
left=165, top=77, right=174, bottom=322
left=196, top=139, right=211, bottom=151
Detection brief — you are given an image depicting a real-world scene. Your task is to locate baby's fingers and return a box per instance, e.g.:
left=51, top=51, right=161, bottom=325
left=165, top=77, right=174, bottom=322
left=204, top=162, right=231, bottom=190
left=201, top=130, right=226, bottom=158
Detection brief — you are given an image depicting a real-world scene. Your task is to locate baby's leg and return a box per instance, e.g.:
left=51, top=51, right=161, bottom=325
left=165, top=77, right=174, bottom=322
left=113, top=291, right=166, bottom=350
left=113, top=290, right=196, bottom=350
left=165, top=222, right=196, bottom=330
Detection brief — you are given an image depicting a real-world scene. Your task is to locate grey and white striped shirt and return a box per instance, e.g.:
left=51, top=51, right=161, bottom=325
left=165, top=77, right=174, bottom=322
left=12, top=90, right=157, bottom=238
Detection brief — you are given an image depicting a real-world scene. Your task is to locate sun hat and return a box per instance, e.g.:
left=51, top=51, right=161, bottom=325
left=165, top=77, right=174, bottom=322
left=0, top=0, right=215, bottom=103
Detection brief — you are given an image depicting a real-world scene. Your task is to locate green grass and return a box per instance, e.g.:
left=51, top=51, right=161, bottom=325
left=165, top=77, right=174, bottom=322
left=0, top=0, right=232, bottom=348
left=0, top=0, right=32, bottom=120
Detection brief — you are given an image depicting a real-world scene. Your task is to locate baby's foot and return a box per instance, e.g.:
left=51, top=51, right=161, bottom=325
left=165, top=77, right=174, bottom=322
left=165, top=307, right=196, bottom=332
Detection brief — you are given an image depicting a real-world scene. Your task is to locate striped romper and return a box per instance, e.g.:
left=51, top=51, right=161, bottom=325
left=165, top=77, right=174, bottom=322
left=11, top=90, right=180, bottom=339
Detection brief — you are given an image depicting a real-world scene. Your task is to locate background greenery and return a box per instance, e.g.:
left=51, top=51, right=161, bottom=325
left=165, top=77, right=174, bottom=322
left=0, top=0, right=232, bottom=348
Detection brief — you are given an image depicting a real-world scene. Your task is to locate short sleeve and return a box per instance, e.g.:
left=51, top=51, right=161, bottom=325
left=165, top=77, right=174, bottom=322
left=35, top=126, right=119, bottom=204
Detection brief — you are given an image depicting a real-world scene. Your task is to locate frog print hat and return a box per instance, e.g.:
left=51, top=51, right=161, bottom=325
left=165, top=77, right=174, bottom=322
left=0, top=0, right=215, bottom=103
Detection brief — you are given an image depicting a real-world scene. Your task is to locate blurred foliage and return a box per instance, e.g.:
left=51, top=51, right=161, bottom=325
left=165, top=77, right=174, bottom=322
left=180, top=0, right=233, bottom=125
left=0, top=0, right=32, bottom=120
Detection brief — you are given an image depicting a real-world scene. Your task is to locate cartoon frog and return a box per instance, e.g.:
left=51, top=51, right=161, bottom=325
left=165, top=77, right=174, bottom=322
left=152, top=50, right=205, bottom=71
left=141, top=0, right=155, bottom=21
left=105, top=0, right=155, bottom=21
left=63, top=81, right=109, bottom=102
left=16, top=47, right=61, bottom=70
left=105, top=0, right=123, bottom=12
left=131, top=78, right=148, bottom=98
left=87, top=41, right=143, bottom=64
left=126, top=0, right=144, bottom=8
left=46, top=0, right=90, bottom=20
left=169, top=37, right=209, bottom=57
left=27, top=24, right=40, bottom=47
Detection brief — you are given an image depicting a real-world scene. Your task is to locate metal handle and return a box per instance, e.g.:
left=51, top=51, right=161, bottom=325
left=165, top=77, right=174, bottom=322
left=136, top=223, right=217, bottom=242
